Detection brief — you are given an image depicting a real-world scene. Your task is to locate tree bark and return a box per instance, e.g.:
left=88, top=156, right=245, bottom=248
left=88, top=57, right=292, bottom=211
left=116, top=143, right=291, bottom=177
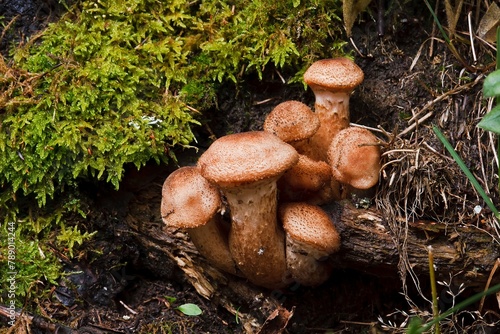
left=322, top=201, right=500, bottom=289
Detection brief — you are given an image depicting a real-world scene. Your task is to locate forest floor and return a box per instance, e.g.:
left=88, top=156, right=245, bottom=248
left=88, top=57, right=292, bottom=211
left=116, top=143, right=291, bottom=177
left=1, top=0, right=500, bottom=333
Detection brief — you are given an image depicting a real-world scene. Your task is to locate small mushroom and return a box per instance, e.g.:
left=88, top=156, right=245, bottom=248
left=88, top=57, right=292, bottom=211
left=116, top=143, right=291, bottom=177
left=263, top=101, right=337, bottom=203
left=327, top=127, right=381, bottom=198
left=161, top=166, right=239, bottom=275
left=198, top=131, right=299, bottom=288
left=278, top=154, right=337, bottom=204
left=303, top=58, right=364, bottom=161
left=263, top=100, right=320, bottom=151
left=279, top=202, right=341, bottom=286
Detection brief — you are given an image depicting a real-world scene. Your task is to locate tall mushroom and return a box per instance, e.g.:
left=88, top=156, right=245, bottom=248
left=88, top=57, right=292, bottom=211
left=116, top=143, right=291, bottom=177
left=327, top=127, right=381, bottom=198
left=279, top=202, right=341, bottom=286
left=198, top=131, right=299, bottom=288
left=161, top=166, right=239, bottom=275
left=303, top=58, right=364, bottom=161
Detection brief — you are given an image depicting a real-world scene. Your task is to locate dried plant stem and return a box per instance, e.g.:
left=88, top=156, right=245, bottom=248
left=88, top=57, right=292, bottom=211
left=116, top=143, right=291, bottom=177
left=496, top=27, right=500, bottom=191
left=398, top=79, right=481, bottom=138
left=479, top=258, right=500, bottom=313
left=428, top=246, right=440, bottom=334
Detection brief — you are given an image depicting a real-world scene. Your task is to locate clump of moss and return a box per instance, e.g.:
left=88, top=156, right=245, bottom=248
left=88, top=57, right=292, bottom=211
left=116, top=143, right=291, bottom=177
left=0, top=0, right=346, bottom=302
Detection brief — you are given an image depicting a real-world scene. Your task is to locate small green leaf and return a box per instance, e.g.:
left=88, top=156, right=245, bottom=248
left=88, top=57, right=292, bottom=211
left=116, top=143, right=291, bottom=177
left=477, top=105, right=500, bottom=134
left=176, top=303, right=202, bottom=316
left=164, top=296, right=177, bottom=304
left=483, top=69, right=500, bottom=98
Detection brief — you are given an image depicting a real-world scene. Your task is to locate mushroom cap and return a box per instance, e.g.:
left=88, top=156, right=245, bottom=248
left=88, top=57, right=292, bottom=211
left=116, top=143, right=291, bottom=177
left=327, top=127, right=381, bottom=190
left=198, top=131, right=299, bottom=188
left=280, top=154, right=331, bottom=191
left=303, top=58, right=364, bottom=92
left=263, top=101, right=320, bottom=143
left=280, top=202, right=341, bottom=256
left=161, top=166, right=221, bottom=228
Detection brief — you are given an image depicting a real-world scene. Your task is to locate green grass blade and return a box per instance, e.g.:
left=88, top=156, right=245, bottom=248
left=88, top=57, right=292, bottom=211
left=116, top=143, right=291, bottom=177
left=418, top=283, right=500, bottom=333
left=432, top=125, right=500, bottom=219
left=423, top=0, right=450, bottom=44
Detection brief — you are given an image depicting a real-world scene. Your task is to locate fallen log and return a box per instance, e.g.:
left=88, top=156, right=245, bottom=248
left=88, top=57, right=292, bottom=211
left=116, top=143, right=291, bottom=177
left=125, top=183, right=500, bottom=332
left=323, top=201, right=500, bottom=288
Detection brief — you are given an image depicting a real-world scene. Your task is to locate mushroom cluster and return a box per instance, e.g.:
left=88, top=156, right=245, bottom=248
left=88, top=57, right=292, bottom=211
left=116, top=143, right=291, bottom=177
left=161, top=58, right=381, bottom=289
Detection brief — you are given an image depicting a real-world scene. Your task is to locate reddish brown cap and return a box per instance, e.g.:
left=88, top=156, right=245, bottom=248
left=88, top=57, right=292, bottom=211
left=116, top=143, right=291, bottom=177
left=198, top=131, right=299, bottom=188
left=280, top=154, right=331, bottom=191
left=303, top=58, right=364, bottom=92
left=161, top=166, right=221, bottom=228
left=263, top=101, right=320, bottom=143
left=280, top=202, right=341, bottom=256
left=327, top=127, right=381, bottom=189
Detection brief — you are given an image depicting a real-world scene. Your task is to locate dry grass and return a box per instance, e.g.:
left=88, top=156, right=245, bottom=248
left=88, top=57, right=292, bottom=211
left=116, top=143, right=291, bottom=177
left=372, top=1, right=500, bottom=329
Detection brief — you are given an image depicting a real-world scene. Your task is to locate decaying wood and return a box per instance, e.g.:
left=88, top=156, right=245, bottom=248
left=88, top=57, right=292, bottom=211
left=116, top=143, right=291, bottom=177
left=322, top=201, right=500, bottom=288
left=126, top=194, right=500, bottom=333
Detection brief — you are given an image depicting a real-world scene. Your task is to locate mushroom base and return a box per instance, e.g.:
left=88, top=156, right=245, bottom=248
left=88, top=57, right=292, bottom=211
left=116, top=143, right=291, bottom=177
left=187, top=216, right=240, bottom=276
left=285, top=236, right=333, bottom=287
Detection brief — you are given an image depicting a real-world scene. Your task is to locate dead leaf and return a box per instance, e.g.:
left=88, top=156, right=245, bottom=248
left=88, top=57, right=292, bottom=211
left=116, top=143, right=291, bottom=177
left=343, top=0, right=372, bottom=37
left=257, top=306, right=295, bottom=334
left=477, top=2, right=500, bottom=43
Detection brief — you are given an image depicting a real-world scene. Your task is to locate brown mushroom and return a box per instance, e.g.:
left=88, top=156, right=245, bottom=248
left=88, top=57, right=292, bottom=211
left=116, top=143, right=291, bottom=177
left=198, top=131, right=299, bottom=289
left=278, top=154, right=337, bottom=204
left=263, top=100, right=320, bottom=149
left=303, top=58, right=364, bottom=161
left=263, top=100, right=337, bottom=203
left=161, top=166, right=239, bottom=275
left=279, top=202, right=341, bottom=286
left=327, top=127, right=381, bottom=197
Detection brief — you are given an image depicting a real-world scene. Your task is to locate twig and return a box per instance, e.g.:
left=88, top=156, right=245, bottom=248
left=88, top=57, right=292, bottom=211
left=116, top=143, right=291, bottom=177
left=1, top=16, right=20, bottom=44
left=398, top=78, right=482, bottom=138
left=467, top=11, right=477, bottom=63
left=119, top=300, right=138, bottom=315
left=479, top=258, right=500, bottom=313
left=428, top=0, right=439, bottom=57
left=351, top=122, right=391, bottom=139
left=253, top=98, right=275, bottom=105
left=428, top=246, right=441, bottom=334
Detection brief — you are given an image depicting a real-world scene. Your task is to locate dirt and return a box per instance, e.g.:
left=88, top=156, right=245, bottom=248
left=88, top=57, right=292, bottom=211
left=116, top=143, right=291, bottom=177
left=2, top=1, right=499, bottom=333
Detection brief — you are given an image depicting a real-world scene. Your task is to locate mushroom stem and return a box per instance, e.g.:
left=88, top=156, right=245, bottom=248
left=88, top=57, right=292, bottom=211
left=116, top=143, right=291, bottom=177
left=223, top=179, right=287, bottom=289
left=285, top=236, right=334, bottom=287
left=186, top=216, right=239, bottom=276
left=308, top=91, right=351, bottom=161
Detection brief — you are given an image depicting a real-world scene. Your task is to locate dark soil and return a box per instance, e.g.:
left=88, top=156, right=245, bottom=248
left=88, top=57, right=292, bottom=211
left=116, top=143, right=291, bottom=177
left=2, top=1, right=499, bottom=333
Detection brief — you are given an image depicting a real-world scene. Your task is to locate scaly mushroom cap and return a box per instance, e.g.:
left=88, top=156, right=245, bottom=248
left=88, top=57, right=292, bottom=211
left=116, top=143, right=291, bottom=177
left=280, top=202, right=341, bottom=258
left=280, top=154, right=331, bottom=192
left=198, top=131, right=299, bottom=188
left=263, top=101, right=320, bottom=143
left=327, top=127, right=381, bottom=190
left=303, top=58, right=364, bottom=93
left=161, top=166, right=221, bottom=228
